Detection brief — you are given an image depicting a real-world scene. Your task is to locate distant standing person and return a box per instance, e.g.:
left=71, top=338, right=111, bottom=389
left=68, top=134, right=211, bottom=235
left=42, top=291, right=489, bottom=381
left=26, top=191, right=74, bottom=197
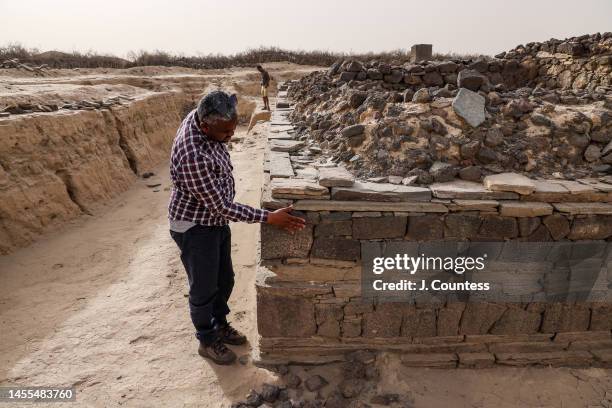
left=257, top=65, right=271, bottom=111
left=168, top=90, right=305, bottom=365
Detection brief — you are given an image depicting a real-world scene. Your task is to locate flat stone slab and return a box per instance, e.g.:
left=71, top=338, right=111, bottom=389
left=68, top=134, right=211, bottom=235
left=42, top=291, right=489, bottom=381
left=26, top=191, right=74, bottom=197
left=547, top=179, right=608, bottom=202
left=499, top=201, right=553, bottom=217
left=549, top=179, right=596, bottom=195
left=270, top=140, right=305, bottom=153
left=483, top=173, right=536, bottom=195
left=452, top=88, right=485, bottom=127
left=269, top=152, right=294, bottom=178
left=318, top=166, right=355, bottom=187
left=552, top=202, right=612, bottom=215
left=331, top=182, right=431, bottom=202
left=261, top=181, right=292, bottom=210
left=293, top=200, right=448, bottom=213
left=271, top=179, right=330, bottom=200
left=295, top=167, right=318, bottom=180
left=268, top=131, right=295, bottom=140
left=449, top=199, right=499, bottom=211
left=430, top=180, right=519, bottom=200
left=577, top=178, right=612, bottom=193
left=524, top=179, right=571, bottom=201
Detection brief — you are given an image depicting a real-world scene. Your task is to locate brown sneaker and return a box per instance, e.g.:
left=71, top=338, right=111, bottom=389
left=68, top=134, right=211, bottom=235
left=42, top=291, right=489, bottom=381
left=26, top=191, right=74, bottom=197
left=198, top=340, right=236, bottom=365
left=218, top=323, right=247, bottom=345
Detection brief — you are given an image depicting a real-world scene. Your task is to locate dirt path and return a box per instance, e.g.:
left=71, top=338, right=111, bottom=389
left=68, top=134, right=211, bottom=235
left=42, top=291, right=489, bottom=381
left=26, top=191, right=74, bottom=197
left=0, top=125, right=275, bottom=407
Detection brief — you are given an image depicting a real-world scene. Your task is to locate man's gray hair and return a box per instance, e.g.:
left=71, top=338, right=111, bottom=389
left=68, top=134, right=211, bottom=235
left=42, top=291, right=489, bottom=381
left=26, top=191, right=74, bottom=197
left=197, top=90, right=238, bottom=124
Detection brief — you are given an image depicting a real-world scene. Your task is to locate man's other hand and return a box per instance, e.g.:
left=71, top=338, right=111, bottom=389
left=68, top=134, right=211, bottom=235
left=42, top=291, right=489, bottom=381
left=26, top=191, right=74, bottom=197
left=267, top=206, right=306, bottom=232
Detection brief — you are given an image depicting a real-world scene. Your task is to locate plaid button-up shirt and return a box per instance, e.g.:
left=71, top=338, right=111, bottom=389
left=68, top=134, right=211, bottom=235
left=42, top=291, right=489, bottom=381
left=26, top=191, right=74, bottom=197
left=168, top=110, right=269, bottom=226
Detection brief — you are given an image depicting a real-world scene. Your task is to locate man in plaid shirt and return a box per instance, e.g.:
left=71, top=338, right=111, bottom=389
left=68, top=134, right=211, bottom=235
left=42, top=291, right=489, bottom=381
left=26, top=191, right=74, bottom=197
left=169, top=91, right=305, bottom=365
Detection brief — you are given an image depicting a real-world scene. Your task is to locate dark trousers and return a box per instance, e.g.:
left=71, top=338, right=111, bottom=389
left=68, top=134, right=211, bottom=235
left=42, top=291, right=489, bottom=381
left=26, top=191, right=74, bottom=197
left=170, top=224, right=234, bottom=344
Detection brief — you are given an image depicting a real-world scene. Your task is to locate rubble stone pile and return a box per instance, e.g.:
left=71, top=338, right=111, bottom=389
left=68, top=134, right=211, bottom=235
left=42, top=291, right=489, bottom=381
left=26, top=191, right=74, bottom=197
left=232, top=352, right=414, bottom=408
left=1, top=58, right=49, bottom=75
left=286, top=33, right=612, bottom=184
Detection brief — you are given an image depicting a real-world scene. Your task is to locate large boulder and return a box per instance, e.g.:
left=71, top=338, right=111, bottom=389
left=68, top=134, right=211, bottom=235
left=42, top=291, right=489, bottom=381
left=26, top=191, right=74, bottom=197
left=341, top=124, right=365, bottom=138
left=344, top=60, right=364, bottom=72
left=452, top=88, right=486, bottom=127
left=457, top=69, right=487, bottom=91
left=412, top=88, right=431, bottom=103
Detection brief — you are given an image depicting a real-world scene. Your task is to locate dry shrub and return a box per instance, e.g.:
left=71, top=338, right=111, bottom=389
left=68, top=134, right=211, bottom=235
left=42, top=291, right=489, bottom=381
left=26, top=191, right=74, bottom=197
left=0, top=43, right=489, bottom=70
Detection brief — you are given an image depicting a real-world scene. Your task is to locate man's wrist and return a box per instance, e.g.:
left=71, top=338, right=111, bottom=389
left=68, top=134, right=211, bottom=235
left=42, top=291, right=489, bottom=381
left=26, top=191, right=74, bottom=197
left=261, top=209, right=270, bottom=223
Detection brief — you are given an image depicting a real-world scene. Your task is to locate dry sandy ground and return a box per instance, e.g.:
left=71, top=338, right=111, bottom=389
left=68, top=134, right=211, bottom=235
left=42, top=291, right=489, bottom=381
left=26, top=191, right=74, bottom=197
left=0, top=116, right=611, bottom=407
left=0, top=125, right=276, bottom=407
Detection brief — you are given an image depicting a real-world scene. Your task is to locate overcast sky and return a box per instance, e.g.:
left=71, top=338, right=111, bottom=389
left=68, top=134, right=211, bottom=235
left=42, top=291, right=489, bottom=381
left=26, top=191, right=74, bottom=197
left=2, top=0, right=611, bottom=57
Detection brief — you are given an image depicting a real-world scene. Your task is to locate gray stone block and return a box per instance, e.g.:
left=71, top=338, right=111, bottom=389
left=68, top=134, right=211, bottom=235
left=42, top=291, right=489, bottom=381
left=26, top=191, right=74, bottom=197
left=353, top=216, right=407, bottom=239
left=541, top=303, right=590, bottom=333
left=410, top=44, right=433, bottom=62
left=477, top=215, right=519, bottom=240
left=257, top=291, right=316, bottom=337
left=363, top=303, right=403, bottom=337
left=542, top=214, right=570, bottom=240
left=437, top=303, right=465, bottom=336
left=490, top=306, right=542, bottom=335
left=316, top=304, right=343, bottom=337
left=260, top=223, right=313, bottom=259
left=568, top=215, right=612, bottom=240
left=314, top=220, right=352, bottom=237
left=444, top=213, right=482, bottom=239
left=311, top=237, right=360, bottom=261
left=406, top=214, right=444, bottom=240
left=460, top=303, right=507, bottom=334
left=401, top=307, right=437, bottom=338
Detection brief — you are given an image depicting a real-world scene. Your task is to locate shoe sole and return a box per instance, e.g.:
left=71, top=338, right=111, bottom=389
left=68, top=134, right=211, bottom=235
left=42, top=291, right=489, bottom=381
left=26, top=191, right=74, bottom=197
left=198, top=348, right=236, bottom=365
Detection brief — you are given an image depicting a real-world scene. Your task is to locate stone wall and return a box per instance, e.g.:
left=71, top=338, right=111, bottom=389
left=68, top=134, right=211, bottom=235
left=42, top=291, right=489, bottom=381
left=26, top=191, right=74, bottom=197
left=285, top=33, right=612, bottom=185
left=498, top=33, right=612, bottom=90
left=256, top=85, right=612, bottom=368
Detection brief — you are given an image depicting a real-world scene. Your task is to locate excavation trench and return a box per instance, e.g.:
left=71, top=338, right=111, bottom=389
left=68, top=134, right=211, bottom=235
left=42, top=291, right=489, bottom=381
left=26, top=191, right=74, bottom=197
left=0, top=90, right=189, bottom=254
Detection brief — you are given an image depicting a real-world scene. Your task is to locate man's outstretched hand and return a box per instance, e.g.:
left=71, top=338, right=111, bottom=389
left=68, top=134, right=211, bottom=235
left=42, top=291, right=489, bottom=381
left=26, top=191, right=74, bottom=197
left=267, top=205, right=306, bottom=232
